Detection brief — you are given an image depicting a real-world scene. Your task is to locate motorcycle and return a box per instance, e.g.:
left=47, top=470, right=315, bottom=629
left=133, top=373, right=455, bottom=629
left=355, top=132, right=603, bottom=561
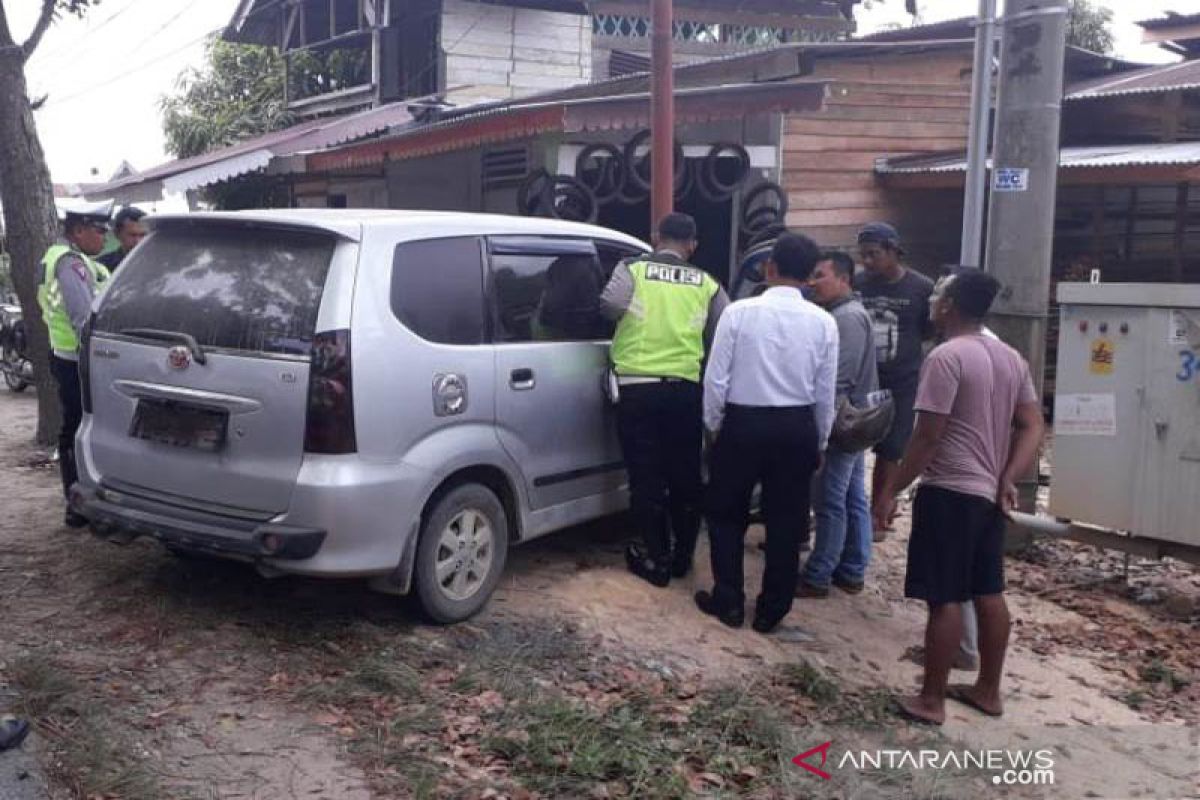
left=0, top=304, right=33, bottom=392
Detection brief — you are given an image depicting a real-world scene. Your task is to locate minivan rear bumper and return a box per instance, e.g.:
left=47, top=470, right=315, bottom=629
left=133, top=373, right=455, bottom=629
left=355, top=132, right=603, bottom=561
left=70, top=485, right=326, bottom=560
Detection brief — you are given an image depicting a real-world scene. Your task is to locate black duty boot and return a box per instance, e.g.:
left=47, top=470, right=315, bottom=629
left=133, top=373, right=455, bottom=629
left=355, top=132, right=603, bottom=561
left=694, top=590, right=744, bottom=629
left=625, top=544, right=670, bottom=588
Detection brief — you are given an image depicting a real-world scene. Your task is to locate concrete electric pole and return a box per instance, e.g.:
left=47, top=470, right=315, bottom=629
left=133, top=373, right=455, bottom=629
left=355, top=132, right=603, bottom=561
left=960, top=0, right=998, bottom=268
left=984, top=0, right=1069, bottom=510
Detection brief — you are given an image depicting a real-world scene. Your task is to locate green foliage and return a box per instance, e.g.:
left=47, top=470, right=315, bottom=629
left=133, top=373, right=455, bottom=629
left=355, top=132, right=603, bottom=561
left=1066, top=0, right=1115, bottom=54
left=160, top=36, right=291, bottom=160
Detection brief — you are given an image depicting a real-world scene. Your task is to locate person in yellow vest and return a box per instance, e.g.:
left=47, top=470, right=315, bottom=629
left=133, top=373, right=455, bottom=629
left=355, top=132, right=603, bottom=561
left=39, top=200, right=113, bottom=528
left=600, top=213, right=729, bottom=587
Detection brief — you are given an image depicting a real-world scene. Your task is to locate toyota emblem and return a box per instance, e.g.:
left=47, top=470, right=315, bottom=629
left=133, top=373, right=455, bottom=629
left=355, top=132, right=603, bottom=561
left=167, top=346, right=191, bottom=370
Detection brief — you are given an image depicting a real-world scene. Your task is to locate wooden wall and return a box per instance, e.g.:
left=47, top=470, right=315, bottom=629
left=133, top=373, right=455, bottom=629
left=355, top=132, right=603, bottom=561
left=781, top=49, right=973, bottom=271
left=442, top=0, right=592, bottom=105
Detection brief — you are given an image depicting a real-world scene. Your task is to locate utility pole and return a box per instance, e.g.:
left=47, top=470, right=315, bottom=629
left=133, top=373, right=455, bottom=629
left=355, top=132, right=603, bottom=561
left=960, top=0, right=998, bottom=267
left=650, top=0, right=675, bottom=227
left=984, top=0, right=1069, bottom=510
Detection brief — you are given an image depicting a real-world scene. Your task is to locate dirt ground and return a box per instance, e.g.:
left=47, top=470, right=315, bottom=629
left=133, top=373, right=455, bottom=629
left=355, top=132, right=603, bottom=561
left=0, top=388, right=1196, bottom=799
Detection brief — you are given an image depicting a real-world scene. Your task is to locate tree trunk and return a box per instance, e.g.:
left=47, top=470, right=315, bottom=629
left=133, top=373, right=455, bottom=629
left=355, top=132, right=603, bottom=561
left=0, top=33, right=63, bottom=446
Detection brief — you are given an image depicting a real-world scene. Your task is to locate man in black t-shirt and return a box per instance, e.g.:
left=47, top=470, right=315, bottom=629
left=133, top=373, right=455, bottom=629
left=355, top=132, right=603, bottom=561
left=852, top=222, right=935, bottom=541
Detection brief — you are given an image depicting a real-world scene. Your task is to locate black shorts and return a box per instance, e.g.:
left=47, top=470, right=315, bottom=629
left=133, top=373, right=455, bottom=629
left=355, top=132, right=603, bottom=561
left=872, top=387, right=916, bottom=462
left=904, top=485, right=1005, bottom=605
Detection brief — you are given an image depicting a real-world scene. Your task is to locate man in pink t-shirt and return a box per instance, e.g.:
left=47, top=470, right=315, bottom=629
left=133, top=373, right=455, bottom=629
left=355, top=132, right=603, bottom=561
left=873, top=269, right=1044, bottom=726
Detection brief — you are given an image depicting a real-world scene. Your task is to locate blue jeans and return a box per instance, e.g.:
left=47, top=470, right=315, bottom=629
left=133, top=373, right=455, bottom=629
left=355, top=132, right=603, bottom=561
left=802, top=448, right=871, bottom=588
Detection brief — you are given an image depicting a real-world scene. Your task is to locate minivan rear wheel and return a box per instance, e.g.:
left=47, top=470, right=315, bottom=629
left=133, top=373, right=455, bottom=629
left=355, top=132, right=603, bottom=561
left=413, top=483, right=508, bottom=624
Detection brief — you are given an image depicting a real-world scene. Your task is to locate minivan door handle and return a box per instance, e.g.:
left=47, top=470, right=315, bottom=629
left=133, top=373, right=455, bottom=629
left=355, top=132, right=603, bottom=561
left=509, top=368, right=535, bottom=391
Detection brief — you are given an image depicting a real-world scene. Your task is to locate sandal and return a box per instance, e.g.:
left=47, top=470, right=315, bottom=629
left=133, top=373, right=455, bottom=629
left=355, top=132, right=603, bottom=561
left=0, top=717, right=30, bottom=752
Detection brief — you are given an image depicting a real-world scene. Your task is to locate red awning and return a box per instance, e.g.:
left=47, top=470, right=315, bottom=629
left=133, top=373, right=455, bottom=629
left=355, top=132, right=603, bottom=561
left=308, top=81, right=828, bottom=172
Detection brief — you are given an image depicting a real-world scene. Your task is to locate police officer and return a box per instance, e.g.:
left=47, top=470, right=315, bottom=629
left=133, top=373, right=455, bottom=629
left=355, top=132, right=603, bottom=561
left=600, top=213, right=729, bottom=586
left=40, top=200, right=113, bottom=527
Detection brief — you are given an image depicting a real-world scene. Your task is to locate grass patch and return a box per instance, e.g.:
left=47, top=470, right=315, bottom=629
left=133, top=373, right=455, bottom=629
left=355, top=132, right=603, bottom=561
left=1121, top=689, right=1148, bottom=710
left=779, top=660, right=840, bottom=704
left=346, top=714, right=444, bottom=799
left=9, top=653, right=164, bottom=800
left=299, top=649, right=424, bottom=705
left=485, top=693, right=686, bottom=797
left=449, top=621, right=586, bottom=698
left=1138, top=659, right=1190, bottom=692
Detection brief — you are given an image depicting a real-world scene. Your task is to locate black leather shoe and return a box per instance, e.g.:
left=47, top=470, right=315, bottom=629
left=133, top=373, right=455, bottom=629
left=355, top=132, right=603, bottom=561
left=63, top=510, right=88, bottom=529
left=0, top=718, right=30, bottom=752
left=832, top=575, right=865, bottom=595
left=625, top=545, right=670, bottom=588
left=694, top=590, right=744, bottom=628
left=752, top=613, right=786, bottom=634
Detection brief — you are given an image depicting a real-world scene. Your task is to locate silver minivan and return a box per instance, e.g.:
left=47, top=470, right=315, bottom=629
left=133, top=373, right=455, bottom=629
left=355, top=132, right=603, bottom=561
left=73, top=210, right=649, bottom=622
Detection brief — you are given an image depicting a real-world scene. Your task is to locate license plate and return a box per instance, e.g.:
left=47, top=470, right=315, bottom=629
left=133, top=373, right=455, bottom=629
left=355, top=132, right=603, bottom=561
left=130, top=400, right=228, bottom=452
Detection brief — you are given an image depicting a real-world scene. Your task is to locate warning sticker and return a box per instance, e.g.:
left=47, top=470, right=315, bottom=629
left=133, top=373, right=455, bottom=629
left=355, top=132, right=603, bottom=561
left=1054, top=393, right=1116, bottom=437
left=1168, top=310, right=1191, bottom=345
left=993, top=167, right=1029, bottom=192
left=1089, top=337, right=1115, bottom=375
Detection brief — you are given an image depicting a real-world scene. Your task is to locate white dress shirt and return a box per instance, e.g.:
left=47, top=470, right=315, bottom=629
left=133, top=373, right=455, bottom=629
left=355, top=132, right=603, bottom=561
left=703, top=286, right=839, bottom=449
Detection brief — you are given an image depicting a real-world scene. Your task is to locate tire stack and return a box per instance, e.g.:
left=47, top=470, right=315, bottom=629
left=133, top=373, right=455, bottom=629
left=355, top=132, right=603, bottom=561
left=515, top=131, right=788, bottom=237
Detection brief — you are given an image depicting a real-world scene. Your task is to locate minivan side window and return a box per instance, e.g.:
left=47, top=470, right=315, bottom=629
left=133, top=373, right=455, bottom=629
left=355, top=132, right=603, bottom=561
left=489, top=238, right=612, bottom=343
left=391, top=237, right=486, bottom=345
left=595, top=240, right=646, bottom=280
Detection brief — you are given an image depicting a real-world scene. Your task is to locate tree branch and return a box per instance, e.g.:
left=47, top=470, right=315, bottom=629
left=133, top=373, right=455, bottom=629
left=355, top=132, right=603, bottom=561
left=0, top=2, right=16, bottom=48
left=21, top=0, right=58, bottom=60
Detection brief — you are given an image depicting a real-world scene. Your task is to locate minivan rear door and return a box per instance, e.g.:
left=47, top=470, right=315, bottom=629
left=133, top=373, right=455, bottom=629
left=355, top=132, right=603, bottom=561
left=86, top=220, right=353, bottom=517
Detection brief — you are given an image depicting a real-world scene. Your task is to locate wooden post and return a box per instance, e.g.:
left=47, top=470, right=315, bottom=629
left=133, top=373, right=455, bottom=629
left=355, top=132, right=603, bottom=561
left=1174, top=182, right=1189, bottom=282
left=1090, top=185, right=1105, bottom=260
left=650, top=0, right=675, bottom=229
left=1124, top=186, right=1138, bottom=264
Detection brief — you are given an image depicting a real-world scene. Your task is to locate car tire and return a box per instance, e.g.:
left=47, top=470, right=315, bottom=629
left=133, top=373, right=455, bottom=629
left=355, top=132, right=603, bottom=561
left=413, top=483, right=509, bottom=624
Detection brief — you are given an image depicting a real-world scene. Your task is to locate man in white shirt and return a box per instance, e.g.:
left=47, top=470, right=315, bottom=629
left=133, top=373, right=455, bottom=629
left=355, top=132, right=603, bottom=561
left=695, top=232, right=839, bottom=633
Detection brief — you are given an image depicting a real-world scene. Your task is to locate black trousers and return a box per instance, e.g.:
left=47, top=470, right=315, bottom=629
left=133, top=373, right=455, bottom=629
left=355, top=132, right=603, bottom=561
left=707, top=404, right=819, bottom=622
left=49, top=355, right=82, bottom=501
left=616, top=381, right=703, bottom=568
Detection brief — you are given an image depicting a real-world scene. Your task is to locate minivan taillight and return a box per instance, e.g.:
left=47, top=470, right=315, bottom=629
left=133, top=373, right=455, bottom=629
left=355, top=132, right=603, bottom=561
left=304, top=329, right=357, bottom=454
left=80, top=315, right=94, bottom=414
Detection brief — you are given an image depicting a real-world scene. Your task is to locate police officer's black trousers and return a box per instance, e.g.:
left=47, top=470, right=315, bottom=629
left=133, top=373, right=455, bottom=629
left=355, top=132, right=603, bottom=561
left=615, top=381, right=703, bottom=570
left=49, top=355, right=83, bottom=501
left=706, top=404, right=819, bottom=624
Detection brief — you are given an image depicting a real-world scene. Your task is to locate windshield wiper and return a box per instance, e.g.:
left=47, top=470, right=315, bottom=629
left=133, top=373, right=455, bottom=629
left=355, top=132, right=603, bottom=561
left=118, top=328, right=208, bottom=365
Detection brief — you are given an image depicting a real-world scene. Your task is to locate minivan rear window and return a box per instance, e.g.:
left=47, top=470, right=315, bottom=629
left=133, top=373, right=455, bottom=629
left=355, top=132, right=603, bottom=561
left=94, top=224, right=337, bottom=356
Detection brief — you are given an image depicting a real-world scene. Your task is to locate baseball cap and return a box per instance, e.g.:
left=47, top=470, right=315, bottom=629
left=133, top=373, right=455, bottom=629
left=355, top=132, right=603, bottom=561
left=856, top=222, right=901, bottom=248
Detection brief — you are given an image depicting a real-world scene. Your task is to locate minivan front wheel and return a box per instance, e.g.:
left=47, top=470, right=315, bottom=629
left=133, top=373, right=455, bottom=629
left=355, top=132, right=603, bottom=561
left=414, top=484, right=509, bottom=623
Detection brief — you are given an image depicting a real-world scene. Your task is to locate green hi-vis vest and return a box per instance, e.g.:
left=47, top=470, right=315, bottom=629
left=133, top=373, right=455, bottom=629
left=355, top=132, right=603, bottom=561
left=611, top=258, right=720, bottom=383
left=38, top=244, right=110, bottom=354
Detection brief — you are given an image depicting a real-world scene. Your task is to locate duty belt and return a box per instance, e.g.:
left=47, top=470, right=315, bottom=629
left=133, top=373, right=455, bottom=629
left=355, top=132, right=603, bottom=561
left=616, top=375, right=687, bottom=386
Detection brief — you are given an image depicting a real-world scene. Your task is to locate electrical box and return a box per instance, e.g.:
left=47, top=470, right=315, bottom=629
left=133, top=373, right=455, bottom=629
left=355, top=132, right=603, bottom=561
left=1050, top=283, right=1200, bottom=547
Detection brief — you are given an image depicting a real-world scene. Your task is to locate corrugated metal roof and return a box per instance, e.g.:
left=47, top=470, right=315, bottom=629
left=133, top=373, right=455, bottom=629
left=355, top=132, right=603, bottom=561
left=876, top=141, right=1200, bottom=175
left=1137, top=12, right=1200, bottom=31
left=1067, top=58, right=1200, bottom=99
left=84, top=102, right=413, bottom=198
left=308, top=80, right=828, bottom=171
left=857, top=16, right=975, bottom=42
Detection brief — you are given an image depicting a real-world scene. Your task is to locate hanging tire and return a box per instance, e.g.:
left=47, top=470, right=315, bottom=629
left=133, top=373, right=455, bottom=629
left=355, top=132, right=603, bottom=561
left=516, top=168, right=553, bottom=216
left=697, top=142, right=751, bottom=202
left=673, top=158, right=696, bottom=200
left=546, top=175, right=598, bottom=223
left=413, top=483, right=509, bottom=624
left=623, top=129, right=684, bottom=194
left=740, top=182, right=790, bottom=237
left=575, top=143, right=624, bottom=204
